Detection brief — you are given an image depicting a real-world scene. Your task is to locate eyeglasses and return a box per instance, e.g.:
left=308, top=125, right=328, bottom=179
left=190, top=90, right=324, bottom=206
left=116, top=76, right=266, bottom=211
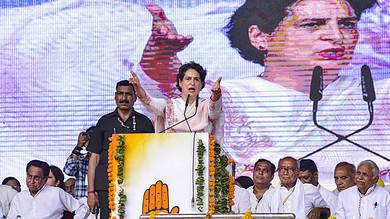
left=277, top=166, right=297, bottom=173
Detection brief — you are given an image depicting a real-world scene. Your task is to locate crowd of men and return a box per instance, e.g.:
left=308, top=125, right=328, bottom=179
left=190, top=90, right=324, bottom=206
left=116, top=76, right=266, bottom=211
left=2, top=156, right=389, bottom=219
left=233, top=157, right=390, bottom=219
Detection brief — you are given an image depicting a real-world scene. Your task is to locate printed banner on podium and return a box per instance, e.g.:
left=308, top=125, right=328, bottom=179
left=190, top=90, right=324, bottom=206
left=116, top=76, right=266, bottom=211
left=108, top=133, right=210, bottom=219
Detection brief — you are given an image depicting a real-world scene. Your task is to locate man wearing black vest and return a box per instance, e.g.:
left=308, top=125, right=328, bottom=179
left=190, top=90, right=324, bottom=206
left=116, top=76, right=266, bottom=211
left=87, top=80, right=154, bottom=218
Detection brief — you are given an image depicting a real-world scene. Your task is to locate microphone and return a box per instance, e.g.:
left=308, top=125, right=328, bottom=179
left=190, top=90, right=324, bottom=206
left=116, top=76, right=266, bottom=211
left=185, top=95, right=199, bottom=132
left=159, top=95, right=199, bottom=133
left=184, top=94, right=192, bottom=132
left=195, top=94, right=199, bottom=108
left=184, top=94, right=190, bottom=109
left=361, top=65, right=376, bottom=102
left=310, top=66, right=323, bottom=102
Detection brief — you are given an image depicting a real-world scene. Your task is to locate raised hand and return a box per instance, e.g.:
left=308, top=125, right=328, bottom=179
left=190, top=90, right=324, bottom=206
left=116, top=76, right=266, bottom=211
left=77, top=132, right=89, bottom=147
left=211, top=77, right=222, bottom=101
left=145, top=3, right=193, bottom=53
left=140, top=3, right=193, bottom=97
left=129, top=70, right=147, bottom=99
left=142, top=180, right=180, bottom=214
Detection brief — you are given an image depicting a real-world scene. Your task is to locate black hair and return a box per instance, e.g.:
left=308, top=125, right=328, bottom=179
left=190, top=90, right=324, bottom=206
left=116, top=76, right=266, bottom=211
left=116, top=80, right=136, bottom=94
left=26, top=160, right=50, bottom=179
left=223, top=0, right=378, bottom=65
left=2, top=176, right=21, bottom=188
left=85, top=126, right=96, bottom=140
left=49, top=165, right=65, bottom=190
left=299, top=159, right=318, bottom=173
left=235, top=176, right=254, bottom=189
left=254, top=158, right=276, bottom=175
left=176, top=61, right=207, bottom=92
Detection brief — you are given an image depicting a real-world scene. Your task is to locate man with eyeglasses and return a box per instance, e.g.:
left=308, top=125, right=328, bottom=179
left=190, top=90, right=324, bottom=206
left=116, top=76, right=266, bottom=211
left=246, top=159, right=275, bottom=212
left=259, top=156, right=328, bottom=218
left=87, top=80, right=155, bottom=218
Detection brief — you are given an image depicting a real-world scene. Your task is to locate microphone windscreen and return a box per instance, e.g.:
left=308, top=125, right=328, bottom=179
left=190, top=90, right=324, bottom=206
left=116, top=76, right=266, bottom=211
left=361, top=65, right=376, bottom=102
left=310, top=66, right=323, bottom=101
left=195, top=95, right=199, bottom=107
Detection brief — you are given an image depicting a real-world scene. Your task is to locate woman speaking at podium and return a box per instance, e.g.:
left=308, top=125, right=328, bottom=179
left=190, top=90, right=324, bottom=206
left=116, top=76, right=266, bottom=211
left=129, top=61, right=224, bottom=141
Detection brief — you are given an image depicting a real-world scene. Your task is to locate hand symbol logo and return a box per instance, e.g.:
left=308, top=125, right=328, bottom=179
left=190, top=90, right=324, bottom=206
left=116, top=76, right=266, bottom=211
left=142, top=180, right=180, bottom=214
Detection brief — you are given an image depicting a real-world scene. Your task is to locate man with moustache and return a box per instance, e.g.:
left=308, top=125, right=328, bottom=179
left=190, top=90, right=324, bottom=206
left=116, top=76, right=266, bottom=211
left=336, top=160, right=390, bottom=219
left=259, top=156, right=328, bottom=218
left=246, top=159, right=275, bottom=212
left=87, top=80, right=155, bottom=218
left=333, top=162, right=356, bottom=195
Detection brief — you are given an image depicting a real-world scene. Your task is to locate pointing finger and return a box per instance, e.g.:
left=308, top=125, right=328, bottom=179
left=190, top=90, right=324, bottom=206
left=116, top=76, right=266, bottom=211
left=145, top=3, right=168, bottom=21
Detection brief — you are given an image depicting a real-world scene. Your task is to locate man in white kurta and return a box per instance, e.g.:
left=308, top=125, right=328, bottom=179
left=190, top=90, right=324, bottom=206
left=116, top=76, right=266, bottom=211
left=8, top=185, right=89, bottom=219
left=299, top=159, right=337, bottom=215
left=336, top=160, right=390, bottom=219
left=337, top=185, right=390, bottom=219
left=7, top=160, right=89, bottom=219
left=0, top=184, right=18, bottom=217
left=259, top=157, right=328, bottom=218
left=332, top=161, right=356, bottom=196
left=245, top=158, right=276, bottom=212
left=232, top=185, right=251, bottom=213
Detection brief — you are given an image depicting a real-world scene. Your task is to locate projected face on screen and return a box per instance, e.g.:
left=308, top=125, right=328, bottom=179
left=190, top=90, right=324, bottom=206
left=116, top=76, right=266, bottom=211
left=260, top=0, right=358, bottom=91
left=225, top=0, right=382, bottom=91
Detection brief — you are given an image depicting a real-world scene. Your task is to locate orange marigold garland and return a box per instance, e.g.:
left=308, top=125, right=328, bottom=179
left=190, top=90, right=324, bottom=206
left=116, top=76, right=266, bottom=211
left=228, top=158, right=235, bottom=207
left=208, top=135, right=216, bottom=214
left=108, top=135, right=118, bottom=215
left=228, top=176, right=235, bottom=207
left=208, top=135, right=235, bottom=214
left=108, top=134, right=127, bottom=219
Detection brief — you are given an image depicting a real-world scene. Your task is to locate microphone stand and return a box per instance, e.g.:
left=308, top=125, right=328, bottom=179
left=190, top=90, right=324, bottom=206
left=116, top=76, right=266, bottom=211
left=158, top=98, right=198, bottom=133
left=184, top=95, right=193, bottom=132
left=300, top=100, right=389, bottom=161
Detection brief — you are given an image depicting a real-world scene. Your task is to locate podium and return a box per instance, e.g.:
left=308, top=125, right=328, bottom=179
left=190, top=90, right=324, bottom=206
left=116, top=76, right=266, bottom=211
left=108, top=133, right=234, bottom=219
left=139, top=213, right=295, bottom=218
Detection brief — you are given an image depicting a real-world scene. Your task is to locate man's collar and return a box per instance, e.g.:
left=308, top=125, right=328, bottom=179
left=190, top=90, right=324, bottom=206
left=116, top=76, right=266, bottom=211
left=29, top=184, right=46, bottom=197
left=113, top=108, right=136, bottom=119
left=280, top=179, right=298, bottom=191
left=358, top=184, right=376, bottom=196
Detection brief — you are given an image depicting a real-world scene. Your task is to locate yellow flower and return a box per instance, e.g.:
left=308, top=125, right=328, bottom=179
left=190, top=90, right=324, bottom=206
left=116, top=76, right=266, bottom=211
left=242, top=210, right=253, bottom=219
left=149, top=211, right=156, bottom=219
